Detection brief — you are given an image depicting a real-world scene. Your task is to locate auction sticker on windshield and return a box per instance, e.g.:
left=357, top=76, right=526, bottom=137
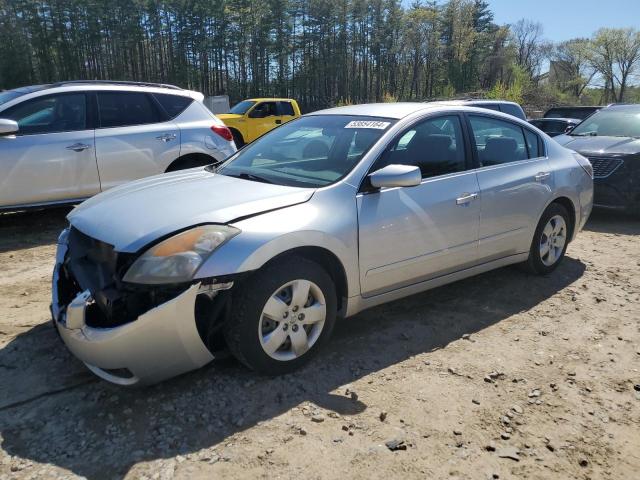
left=345, top=120, right=391, bottom=129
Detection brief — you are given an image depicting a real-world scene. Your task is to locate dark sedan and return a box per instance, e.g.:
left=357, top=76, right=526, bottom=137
left=529, top=118, right=581, bottom=137
left=555, top=104, right=640, bottom=213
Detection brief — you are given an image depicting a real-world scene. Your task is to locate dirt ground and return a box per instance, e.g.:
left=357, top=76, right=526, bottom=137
left=0, top=207, right=638, bottom=480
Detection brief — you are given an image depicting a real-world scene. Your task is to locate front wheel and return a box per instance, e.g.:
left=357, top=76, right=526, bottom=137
left=224, top=256, right=337, bottom=375
left=523, top=203, right=570, bottom=275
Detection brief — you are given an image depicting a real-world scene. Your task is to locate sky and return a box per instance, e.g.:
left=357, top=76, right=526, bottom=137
left=487, top=0, right=640, bottom=42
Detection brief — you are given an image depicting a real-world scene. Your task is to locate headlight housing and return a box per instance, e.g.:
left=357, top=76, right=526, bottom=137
left=123, top=225, right=240, bottom=284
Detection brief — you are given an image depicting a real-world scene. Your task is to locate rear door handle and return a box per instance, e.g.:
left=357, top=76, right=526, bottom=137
left=535, top=171, right=550, bottom=182
left=456, top=192, right=478, bottom=205
left=275, top=119, right=282, bottom=125
left=156, top=133, right=177, bottom=142
left=66, top=143, right=91, bottom=152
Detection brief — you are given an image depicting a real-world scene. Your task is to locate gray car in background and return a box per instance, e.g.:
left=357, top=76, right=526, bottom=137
left=51, top=102, right=593, bottom=385
left=0, top=81, right=236, bottom=211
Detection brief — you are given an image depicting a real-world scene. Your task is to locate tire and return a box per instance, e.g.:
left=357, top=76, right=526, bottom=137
left=224, top=255, right=337, bottom=375
left=523, top=203, right=571, bottom=275
left=231, top=129, right=245, bottom=148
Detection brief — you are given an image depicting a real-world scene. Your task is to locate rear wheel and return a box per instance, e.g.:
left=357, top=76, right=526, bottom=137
left=224, top=256, right=336, bottom=374
left=523, top=203, right=570, bottom=275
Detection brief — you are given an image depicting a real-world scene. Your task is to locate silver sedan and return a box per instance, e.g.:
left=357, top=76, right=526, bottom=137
left=51, top=103, right=594, bottom=385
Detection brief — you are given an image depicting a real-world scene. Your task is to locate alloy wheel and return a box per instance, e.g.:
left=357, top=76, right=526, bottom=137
left=539, top=214, right=567, bottom=267
left=258, top=279, right=326, bottom=361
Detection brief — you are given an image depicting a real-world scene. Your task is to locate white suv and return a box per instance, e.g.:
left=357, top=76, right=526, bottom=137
left=0, top=81, right=236, bottom=211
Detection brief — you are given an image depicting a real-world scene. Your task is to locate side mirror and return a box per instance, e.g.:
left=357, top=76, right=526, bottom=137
left=564, top=125, right=575, bottom=134
left=0, top=119, right=18, bottom=136
left=249, top=108, right=266, bottom=119
left=369, top=164, right=422, bottom=189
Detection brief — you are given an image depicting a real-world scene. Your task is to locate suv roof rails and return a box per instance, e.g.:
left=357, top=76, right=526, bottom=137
left=51, top=80, right=183, bottom=90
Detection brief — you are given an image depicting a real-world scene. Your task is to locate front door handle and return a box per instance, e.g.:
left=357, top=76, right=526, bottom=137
left=456, top=192, right=478, bottom=205
left=156, top=133, right=177, bottom=142
left=535, top=171, right=551, bottom=182
left=275, top=119, right=282, bottom=125
left=66, top=143, right=91, bottom=152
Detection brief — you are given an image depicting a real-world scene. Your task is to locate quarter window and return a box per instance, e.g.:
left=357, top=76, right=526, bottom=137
left=523, top=128, right=542, bottom=158
left=4, top=94, right=87, bottom=135
left=153, top=93, right=193, bottom=119
left=469, top=115, right=529, bottom=166
left=97, top=92, right=161, bottom=128
left=377, top=115, right=467, bottom=178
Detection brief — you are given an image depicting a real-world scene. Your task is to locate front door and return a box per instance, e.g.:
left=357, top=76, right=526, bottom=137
left=357, top=114, right=480, bottom=296
left=248, top=101, right=281, bottom=141
left=94, top=91, right=180, bottom=191
left=0, top=92, right=100, bottom=208
left=466, top=114, right=553, bottom=261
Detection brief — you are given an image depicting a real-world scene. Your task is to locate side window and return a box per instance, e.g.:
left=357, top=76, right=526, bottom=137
left=524, top=128, right=542, bottom=158
left=249, top=102, right=278, bottom=118
left=469, top=115, right=528, bottom=166
left=97, top=92, right=161, bottom=128
left=153, top=93, right=193, bottom=119
left=377, top=115, right=467, bottom=178
left=500, top=103, right=525, bottom=120
left=4, top=94, right=86, bottom=135
left=278, top=101, right=295, bottom=116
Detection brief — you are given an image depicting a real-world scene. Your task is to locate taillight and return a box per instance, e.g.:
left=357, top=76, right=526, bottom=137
left=573, top=152, right=593, bottom=179
left=211, top=124, right=233, bottom=142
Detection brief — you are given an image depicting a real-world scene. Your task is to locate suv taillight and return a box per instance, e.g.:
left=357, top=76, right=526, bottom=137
left=573, top=152, right=594, bottom=179
left=211, top=124, right=233, bottom=142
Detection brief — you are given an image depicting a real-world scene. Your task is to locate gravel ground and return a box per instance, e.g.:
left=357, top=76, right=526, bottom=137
left=0, top=207, right=638, bottom=480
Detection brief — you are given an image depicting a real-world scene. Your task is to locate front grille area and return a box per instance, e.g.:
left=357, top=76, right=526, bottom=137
left=59, top=227, right=188, bottom=328
left=588, top=156, right=624, bottom=178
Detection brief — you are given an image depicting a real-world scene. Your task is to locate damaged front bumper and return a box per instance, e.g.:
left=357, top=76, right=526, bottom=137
left=52, top=229, right=216, bottom=386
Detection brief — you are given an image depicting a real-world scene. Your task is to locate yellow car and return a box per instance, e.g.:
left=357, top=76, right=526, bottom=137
left=218, top=98, right=301, bottom=147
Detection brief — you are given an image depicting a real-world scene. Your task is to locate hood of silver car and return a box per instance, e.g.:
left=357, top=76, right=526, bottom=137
left=68, top=168, right=315, bottom=252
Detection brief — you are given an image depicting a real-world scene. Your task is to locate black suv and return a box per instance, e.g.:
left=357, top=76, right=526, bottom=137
left=556, top=104, right=640, bottom=213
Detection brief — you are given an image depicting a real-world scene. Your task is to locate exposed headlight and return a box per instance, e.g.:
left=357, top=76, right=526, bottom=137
left=123, top=225, right=240, bottom=284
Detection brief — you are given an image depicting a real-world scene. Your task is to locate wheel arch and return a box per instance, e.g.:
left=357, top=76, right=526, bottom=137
left=547, top=196, right=577, bottom=242
left=265, top=247, right=349, bottom=315
left=165, top=152, right=216, bottom=172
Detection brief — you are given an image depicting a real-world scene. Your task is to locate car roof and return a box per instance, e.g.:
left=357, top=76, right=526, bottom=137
left=605, top=103, right=640, bottom=112
left=309, top=102, right=531, bottom=120
left=430, top=99, right=520, bottom=106
left=532, top=117, right=581, bottom=123
left=246, top=98, right=295, bottom=102
left=309, top=102, right=455, bottom=119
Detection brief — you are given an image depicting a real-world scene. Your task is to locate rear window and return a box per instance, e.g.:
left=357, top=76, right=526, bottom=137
left=153, top=93, right=193, bottom=119
left=98, top=92, right=162, bottom=128
left=500, top=103, right=526, bottom=120
left=279, top=101, right=295, bottom=116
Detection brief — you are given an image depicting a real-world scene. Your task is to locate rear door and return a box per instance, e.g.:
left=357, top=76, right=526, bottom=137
left=94, top=91, right=180, bottom=190
left=357, top=114, right=480, bottom=296
left=0, top=92, right=100, bottom=207
left=467, top=113, right=552, bottom=262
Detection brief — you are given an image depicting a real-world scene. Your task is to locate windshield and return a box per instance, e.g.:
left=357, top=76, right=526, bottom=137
left=570, top=108, right=640, bottom=138
left=0, top=91, right=23, bottom=107
left=229, top=100, right=256, bottom=115
left=0, top=85, right=48, bottom=108
left=217, top=115, right=395, bottom=187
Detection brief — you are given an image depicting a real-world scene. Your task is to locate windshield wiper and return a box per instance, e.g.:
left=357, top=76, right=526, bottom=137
left=229, top=172, right=274, bottom=184
left=204, top=159, right=224, bottom=173
left=571, top=132, right=598, bottom=137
